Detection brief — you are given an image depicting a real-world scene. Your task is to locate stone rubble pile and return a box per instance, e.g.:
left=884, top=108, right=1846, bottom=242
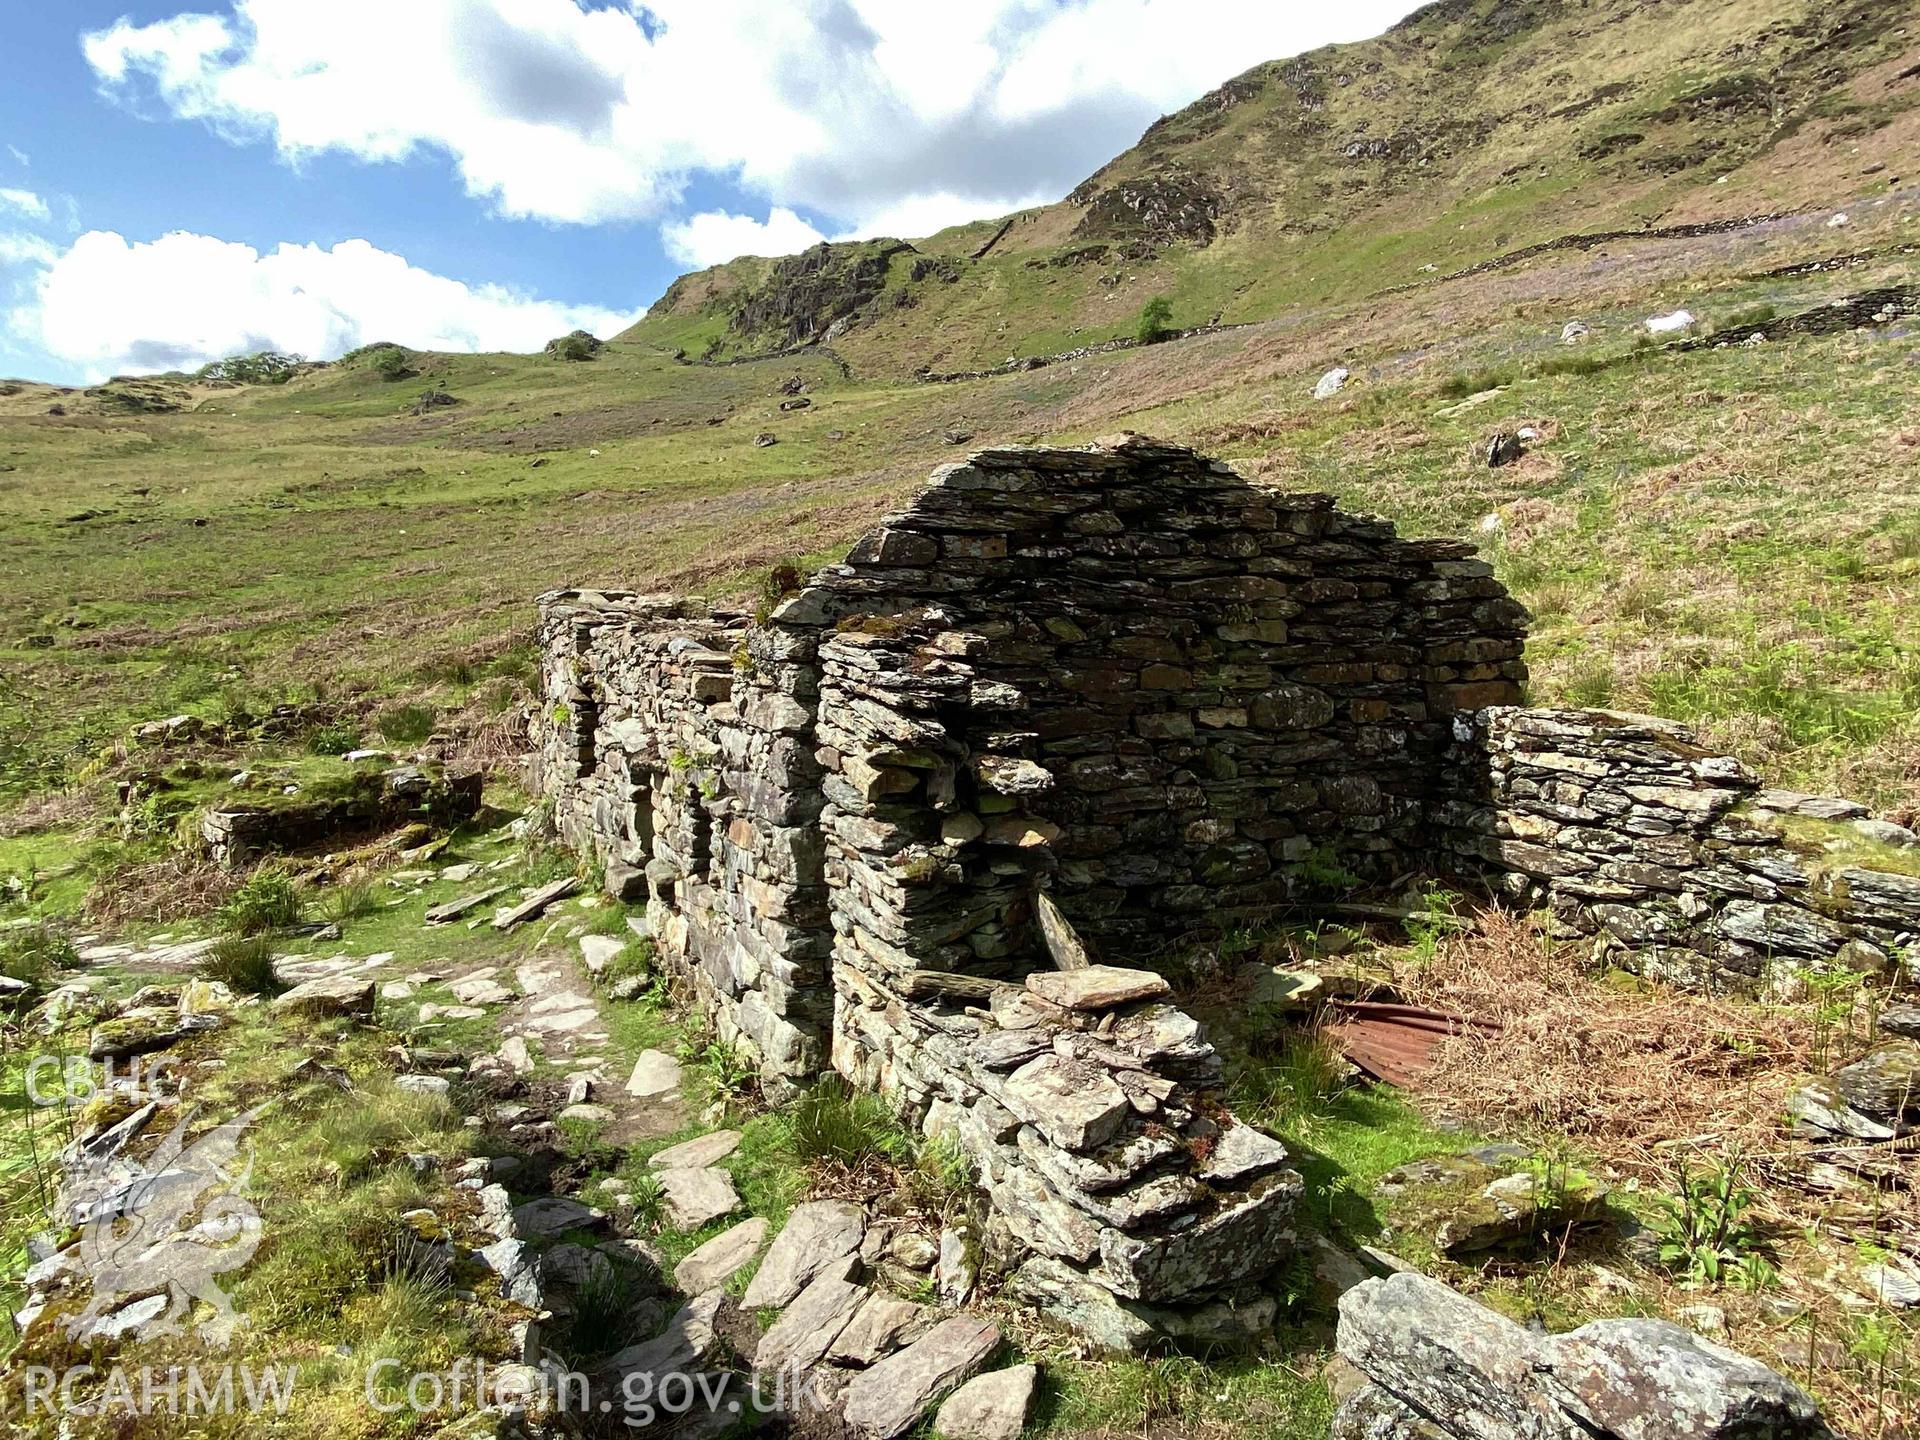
left=838, top=961, right=1300, bottom=1337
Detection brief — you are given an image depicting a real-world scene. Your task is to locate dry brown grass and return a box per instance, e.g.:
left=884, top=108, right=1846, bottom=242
left=1397, top=908, right=1918, bottom=1437
left=83, top=851, right=240, bottom=928
left=1405, top=908, right=1819, bottom=1176
left=0, top=787, right=96, bottom=838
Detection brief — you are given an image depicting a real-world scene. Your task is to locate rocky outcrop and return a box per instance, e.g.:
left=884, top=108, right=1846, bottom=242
left=1334, top=1272, right=1836, bottom=1439
left=1069, top=170, right=1227, bottom=248
left=728, top=240, right=915, bottom=349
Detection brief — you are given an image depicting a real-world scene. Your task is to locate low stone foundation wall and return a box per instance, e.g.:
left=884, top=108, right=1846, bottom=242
left=199, top=762, right=481, bottom=865
left=1441, top=707, right=1920, bottom=992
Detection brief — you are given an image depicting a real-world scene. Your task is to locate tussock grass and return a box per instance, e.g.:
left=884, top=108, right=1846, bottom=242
left=314, top=876, right=382, bottom=925
left=217, top=865, right=304, bottom=936
left=198, top=934, right=284, bottom=996
left=0, top=921, right=75, bottom=985
left=790, top=1079, right=913, bottom=1169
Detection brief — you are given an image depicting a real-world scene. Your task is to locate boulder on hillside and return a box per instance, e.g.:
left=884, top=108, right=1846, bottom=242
left=545, top=330, right=603, bottom=361
left=272, top=974, right=376, bottom=1019
left=1335, top=1273, right=1834, bottom=1440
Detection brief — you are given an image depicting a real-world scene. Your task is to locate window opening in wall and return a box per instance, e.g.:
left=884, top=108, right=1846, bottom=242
left=689, top=789, right=715, bottom=886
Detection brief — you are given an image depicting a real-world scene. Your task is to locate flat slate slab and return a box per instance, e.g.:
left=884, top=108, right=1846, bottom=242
left=425, top=886, right=507, bottom=925
left=579, top=934, right=627, bottom=974
left=934, top=1364, right=1038, bottom=1440
left=659, top=1167, right=741, bottom=1230
left=674, top=1216, right=768, bottom=1294
left=510, top=1196, right=607, bottom=1240
left=841, top=1316, right=1002, bottom=1439
left=649, top=1130, right=742, bottom=1170
left=1026, top=964, right=1170, bottom=1012
left=741, top=1199, right=866, bottom=1310
left=449, top=972, right=516, bottom=1006
left=626, top=1049, right=684, bottom=1101
left=827, top=1292, right=935, bottom=1366
left=752, top=1262, right=865, bottom=1377
left=492, top=875, right=580, bottom=929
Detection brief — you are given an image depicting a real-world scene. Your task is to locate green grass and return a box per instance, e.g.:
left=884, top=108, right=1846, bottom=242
left=198, top=933, right=284, bottom=995
left=216, top=866, right=304, bottom=936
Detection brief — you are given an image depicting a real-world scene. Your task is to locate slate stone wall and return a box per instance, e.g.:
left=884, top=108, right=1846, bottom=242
left=529, top=594, right=834, bottom=1096
left=772, top=435, right=1529, bottom=959
left=1440, top=707, right=1920, bottom=992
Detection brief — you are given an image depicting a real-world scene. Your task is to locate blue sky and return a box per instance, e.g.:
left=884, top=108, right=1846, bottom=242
left=0, top=0, right=1420, bottom=385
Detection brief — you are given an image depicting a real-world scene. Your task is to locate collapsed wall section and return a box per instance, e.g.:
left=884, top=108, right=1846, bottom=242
left=1441, top=707, right=1920, bottom=992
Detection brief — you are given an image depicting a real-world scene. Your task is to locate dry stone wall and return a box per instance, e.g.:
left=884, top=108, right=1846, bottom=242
left=1441, top=708, right=1920, bottom=992
left=778, top=436, right=1528, bottom=959
left=529, top=436, right=1918, bottom=1339
left=530, top=595, right=834, bottom=1095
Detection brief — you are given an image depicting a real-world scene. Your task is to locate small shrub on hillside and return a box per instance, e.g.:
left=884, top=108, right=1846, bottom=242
left=199, top=935, right=284, bottom=995
left=545, top=330, right=601, bottom=362
left=308, top=721, right=360, bottom=756
left=368, top=346, right=414, bottom=382
left=1135, top=296, right=1175, bottom=345
left=374, top=703, right=435, bottom=744
left=218, top=867, right=303, bottom=935
left=0, top=922, right=77, bottom=986
left=199, top=350, right=303, bottom=385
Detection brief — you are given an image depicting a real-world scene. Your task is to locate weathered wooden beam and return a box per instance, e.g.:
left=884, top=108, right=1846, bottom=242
left=901, top=970, right=1013, bottom=1003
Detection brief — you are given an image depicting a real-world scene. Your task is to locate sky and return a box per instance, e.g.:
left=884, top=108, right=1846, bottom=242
left=0, top=0, right=1422, bottom=385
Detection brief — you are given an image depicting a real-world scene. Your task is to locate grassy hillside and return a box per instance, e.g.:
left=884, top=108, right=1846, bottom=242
left=629, top=0, right=1919, bottom=376
left=3, top=190, right=1916, bottom=817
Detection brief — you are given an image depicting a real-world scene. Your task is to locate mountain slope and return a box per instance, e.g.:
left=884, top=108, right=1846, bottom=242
left=626, top=0, right=1918, bottom=375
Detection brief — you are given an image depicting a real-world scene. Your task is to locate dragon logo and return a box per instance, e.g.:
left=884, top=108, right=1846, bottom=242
left=64, top=1103, right=271, bottom=1346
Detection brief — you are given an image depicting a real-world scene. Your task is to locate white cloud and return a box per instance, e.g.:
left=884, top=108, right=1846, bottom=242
left=834, top=190, right=1053, bottom=244
left=13, top=229, right=637, bottom=380
left=0, top=233, right=58, bottom=266
left=85, top=0, right=1424, bottom=240
left=0, top=188, right=49, bottom=221
left=661, top=207, right=828, bottom=268
left=4, top=146, right=29, bottom=169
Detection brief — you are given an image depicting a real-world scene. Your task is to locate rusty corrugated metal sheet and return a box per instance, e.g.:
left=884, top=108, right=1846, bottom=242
left=1328, top=999, right=1501, bottom=1088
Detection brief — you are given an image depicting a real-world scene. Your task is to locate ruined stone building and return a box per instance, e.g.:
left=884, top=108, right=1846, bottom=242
left=530, top=436, right=1919, bottom=1329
